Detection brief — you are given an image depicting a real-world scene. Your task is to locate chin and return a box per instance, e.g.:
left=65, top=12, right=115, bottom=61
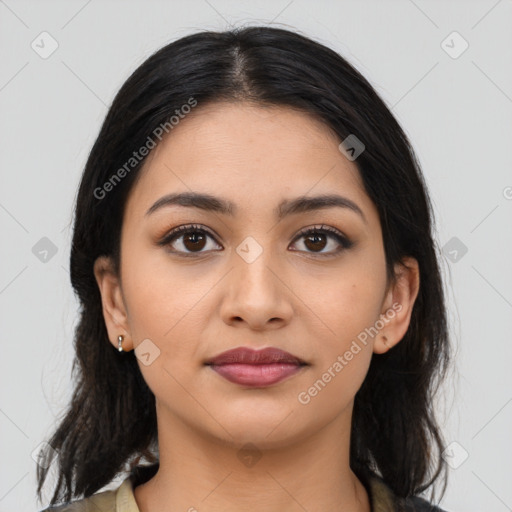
left=209, top=414, right=308, bottom=450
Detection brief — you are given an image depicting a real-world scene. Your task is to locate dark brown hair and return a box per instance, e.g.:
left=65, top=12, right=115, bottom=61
left=36, top=25, right=451, bottom=507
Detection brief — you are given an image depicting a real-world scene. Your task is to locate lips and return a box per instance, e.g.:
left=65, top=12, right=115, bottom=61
left=205, top=347, right=308, bottom=387
left=205, top=346, right=307, bottom=366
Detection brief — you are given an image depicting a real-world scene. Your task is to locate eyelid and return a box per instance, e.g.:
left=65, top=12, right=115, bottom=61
left=289, top=224, right=353, bottom=255
left=292, top=224, right=350, bottom=244
left=157, top=223, right=353, bottom=256
left=157, top=223, right=220, bottom=247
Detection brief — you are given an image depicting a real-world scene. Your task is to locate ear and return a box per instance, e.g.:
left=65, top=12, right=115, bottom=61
left=93, top=256, right=132, bottom=352
left=373, top=256, right=420, bottom=355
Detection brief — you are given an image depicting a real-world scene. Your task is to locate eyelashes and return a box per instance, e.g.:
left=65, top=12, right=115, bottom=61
left=157, top=223, right=354, bottom=258
left=291, top=225, right=354, bottom=254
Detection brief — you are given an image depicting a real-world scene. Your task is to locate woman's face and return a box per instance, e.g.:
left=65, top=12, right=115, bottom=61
left=95, top=101, right=418, bottom=449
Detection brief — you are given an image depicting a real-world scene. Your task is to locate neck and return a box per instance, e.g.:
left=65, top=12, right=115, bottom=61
left=133, top=403, right=370, bottom=512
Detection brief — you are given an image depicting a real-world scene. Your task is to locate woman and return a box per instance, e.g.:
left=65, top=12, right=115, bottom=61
left=37, top=26, right=451, bottom=512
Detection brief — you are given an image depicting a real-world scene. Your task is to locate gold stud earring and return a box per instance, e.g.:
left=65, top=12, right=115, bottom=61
left=117, top=335, right=124, bottom=352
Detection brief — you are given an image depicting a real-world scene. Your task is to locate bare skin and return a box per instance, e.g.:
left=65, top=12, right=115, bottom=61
left=94, top=101, right=419, bottom=512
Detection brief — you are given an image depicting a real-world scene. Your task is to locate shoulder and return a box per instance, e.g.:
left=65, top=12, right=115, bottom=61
left=38, top=486, right=117, bottom=512
left=38, top=463, right=157, bottom=512
left=404, top=495, right=448, bottom=512
left=364, top=472, right=449, bottom=512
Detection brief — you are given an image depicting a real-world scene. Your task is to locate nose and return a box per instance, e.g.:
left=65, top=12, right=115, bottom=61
left=219, top=244, right=294, bottom=331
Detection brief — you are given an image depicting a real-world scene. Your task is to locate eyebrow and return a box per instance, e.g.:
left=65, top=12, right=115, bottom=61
left=145, top=192, right=367, bottom=224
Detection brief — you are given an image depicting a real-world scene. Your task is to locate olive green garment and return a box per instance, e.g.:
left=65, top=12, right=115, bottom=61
left=39, top=465, right=447, bottom=512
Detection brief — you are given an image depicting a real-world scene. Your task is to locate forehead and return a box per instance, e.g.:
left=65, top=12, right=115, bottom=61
left=124, top=101, right=373, bottom=221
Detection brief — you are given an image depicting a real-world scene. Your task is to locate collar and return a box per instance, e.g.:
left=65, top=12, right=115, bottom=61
left=115, top=466, right=398, bottom=512
left=361, top=472, right=400, bottom=511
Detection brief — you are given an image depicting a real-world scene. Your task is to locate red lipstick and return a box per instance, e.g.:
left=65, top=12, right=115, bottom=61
left=205, top=347, right=308, bottom=387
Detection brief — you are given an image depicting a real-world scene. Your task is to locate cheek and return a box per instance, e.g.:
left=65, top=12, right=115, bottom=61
left=120, top=248, right=217, bottom=365
left=120, top=251, right=209, bottom=398
left=121, top=248, right=191, bottom=330
left=297, top=346, right=373, bottom=420
left=311, top=265, right=386, bottom=346
left=297, top=276, right=380, bottom=412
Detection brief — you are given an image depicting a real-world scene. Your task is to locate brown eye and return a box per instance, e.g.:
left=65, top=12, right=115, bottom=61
left=158, top=224, right=221, bottom=255
left=304, top=232, right=328, bottom=252
left=181, top=231, right=207, bottom=251
left=158, top=223, right=353, bottom=258
left=290, top=225, right=353, bottom=256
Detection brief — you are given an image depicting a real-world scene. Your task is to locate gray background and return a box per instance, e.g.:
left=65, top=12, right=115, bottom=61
left=1, top=1, right=511, bottom=510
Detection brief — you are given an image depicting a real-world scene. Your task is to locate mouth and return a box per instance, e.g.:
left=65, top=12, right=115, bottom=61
left=204, top=346, right=309, bottom=387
